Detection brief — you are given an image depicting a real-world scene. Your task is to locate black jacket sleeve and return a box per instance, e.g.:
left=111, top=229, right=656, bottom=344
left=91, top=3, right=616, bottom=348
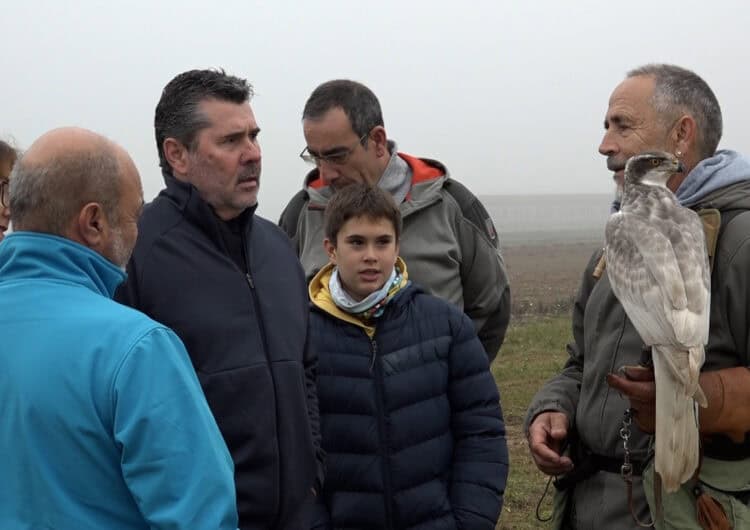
left=448, top=312, right=508, bottom=529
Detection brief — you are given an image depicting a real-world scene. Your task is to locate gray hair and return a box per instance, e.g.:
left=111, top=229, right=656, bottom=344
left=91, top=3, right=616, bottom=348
left=10, top=148, right=122, bottom=235
left=303, top=79, right=384, bottom=142
left=627, top=64, right=722, bottom=159
left=154, top=69, right=253, bottom=171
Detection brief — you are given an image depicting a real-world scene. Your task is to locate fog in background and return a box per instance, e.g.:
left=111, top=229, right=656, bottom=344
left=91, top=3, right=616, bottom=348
left=2, top=0, right=748, bottom=222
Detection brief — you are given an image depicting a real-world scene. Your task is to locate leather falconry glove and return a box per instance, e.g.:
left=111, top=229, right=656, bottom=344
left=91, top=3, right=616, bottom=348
left=608, top=365, right=750, bottom=442
left=698, top=366, right=750, bottom=443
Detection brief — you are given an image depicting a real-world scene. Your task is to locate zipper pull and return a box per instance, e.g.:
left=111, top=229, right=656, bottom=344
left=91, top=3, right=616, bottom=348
left=245, top=272, right=255, bottom=289
left=369, top=340, right=377, bottom=372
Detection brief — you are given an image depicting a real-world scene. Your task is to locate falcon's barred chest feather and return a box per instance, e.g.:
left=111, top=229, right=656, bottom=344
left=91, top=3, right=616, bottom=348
left=605, top=152, right=709, bottom=346
left=605, top=150, right=710, bottom=493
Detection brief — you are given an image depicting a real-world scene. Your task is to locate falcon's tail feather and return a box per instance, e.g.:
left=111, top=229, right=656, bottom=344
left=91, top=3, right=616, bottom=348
left=689, top=345, right=707, bottom=407
left=653, top=346, right=701, bottom=493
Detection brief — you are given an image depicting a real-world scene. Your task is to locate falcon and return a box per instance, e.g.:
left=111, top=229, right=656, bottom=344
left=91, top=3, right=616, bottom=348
left=605, top=150, right=709, bottom=493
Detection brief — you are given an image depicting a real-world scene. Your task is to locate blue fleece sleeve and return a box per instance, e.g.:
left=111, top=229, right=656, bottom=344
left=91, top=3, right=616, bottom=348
left=112, top=327, right=238, bottom=530
left=449, top=312, right=509, bottom=529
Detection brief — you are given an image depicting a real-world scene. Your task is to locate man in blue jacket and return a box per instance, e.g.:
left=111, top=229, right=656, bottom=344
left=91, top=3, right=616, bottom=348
left=116, top=69, right=323, bottom=530
left=0, top=127, right=238, bottom=529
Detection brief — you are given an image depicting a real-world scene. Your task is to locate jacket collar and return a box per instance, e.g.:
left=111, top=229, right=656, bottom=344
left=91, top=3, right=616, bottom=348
left=160, top=170, right=257, bottom=245
left=303, top=146, right=448, bottom=209
left=0, top=232, right=125, bottom=298
left=308, top=257, right=414, bottom=334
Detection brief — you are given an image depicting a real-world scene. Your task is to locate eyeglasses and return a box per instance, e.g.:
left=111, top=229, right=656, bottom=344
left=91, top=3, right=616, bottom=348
left=299, top=133, right=369, bottom=166
left=0, top=179, right=8, bottom=208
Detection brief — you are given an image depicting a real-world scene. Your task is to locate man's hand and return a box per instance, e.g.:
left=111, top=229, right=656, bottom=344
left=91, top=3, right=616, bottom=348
left=527, top=411, right=573, bottom=476
left=606, top=365, right=656, bottom=433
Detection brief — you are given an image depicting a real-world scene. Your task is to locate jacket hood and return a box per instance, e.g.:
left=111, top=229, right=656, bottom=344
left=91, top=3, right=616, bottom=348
left=678, top=150, right=750, bottom=210
left=0, top=232, right=125, bottom=298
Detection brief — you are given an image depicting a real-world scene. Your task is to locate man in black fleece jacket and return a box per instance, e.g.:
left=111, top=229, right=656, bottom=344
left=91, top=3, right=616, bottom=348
left=116, top=69, right=324, bottom=530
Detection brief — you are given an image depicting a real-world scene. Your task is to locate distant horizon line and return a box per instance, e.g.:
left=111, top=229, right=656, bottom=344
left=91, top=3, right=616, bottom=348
left=479, top=192, right=612, bottom=198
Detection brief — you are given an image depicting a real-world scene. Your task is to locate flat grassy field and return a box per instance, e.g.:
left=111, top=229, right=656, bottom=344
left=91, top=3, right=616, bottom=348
left=491, top=239, right=600, bottom=529
left=503, top=240, right=602, bottom=317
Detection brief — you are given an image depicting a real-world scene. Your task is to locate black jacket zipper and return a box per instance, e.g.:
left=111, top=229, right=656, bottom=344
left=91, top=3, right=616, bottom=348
left=371, top=337, right=394, bottom=529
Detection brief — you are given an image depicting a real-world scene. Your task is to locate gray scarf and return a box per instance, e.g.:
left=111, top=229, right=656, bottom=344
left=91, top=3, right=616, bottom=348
left=329, top=267, right=399, bottom=315
left=377, top=141, right=412, bottom=205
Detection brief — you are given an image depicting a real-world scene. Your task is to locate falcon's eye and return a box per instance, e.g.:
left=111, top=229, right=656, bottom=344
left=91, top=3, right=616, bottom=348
left=650, top=159, right=660, bottom=166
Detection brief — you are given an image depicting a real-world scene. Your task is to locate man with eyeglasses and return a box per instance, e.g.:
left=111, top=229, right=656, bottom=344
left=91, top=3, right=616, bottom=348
left=279, top=79, right=510, bottom=361
left=116, top=69, right=323, bottom=530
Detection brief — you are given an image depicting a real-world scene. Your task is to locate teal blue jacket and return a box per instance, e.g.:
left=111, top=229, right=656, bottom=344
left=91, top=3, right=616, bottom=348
left=0, top=233, right=238, bottom=530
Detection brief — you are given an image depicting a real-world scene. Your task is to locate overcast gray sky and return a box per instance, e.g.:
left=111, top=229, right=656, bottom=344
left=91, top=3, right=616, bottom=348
left=2, top=0, right=748, bottom=220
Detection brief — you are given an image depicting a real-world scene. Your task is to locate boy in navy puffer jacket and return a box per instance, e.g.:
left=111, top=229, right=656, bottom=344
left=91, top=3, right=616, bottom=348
left=308, top=183, right=508, bottom=530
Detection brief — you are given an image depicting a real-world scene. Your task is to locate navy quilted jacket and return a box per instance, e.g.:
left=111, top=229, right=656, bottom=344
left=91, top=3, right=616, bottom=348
left=310, top=282, right=508, bottom=529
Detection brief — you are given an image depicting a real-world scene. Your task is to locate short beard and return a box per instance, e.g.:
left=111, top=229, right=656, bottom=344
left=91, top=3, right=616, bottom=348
left=110, top=225, right=130, bottom=271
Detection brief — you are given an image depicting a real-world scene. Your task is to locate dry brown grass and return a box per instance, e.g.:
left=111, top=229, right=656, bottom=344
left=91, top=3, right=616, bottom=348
left=503, top=240, right=601, bottom=317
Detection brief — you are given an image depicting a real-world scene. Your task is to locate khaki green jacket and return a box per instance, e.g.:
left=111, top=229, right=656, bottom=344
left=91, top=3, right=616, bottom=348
left=279, top=152, right=510, bottom=362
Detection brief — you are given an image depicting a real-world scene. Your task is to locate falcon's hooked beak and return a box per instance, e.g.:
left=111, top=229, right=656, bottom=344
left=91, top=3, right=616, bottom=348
left=676, top=160, right=685, bottom=173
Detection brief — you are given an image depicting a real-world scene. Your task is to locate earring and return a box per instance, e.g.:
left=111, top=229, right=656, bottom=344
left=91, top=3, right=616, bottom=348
left=676, top=150, right=683, bottom=158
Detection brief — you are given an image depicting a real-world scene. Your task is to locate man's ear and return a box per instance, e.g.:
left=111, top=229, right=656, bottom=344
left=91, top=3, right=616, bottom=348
left=74, top=202, right=110, bottom=251
left=671, top=114, right=697, bottom=156
left=323, top=237, right=337, bottom=264
left=369, top=126, right=388, bottom=158
left=163, top=137, right=190, bottom=177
